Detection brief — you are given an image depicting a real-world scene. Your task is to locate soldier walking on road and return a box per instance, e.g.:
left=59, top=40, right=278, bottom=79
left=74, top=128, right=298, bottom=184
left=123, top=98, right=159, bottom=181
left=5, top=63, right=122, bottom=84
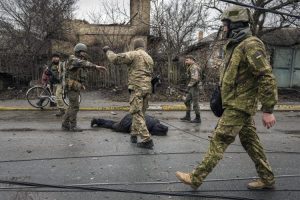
left=176, top=6, right=278, bottom=190
left=62, top=43, right=106, bottom=132
left=180, top=55, right=201, bottom=123
left=103, top=39, right=154, bottom=149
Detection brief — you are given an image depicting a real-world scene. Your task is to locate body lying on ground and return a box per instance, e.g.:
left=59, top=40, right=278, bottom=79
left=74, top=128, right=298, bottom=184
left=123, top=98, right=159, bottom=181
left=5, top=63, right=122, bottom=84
left=91, top=114, right=168, bottom=136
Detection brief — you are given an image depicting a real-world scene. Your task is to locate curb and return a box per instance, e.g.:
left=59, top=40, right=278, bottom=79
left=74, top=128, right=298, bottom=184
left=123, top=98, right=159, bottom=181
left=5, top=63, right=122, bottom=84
left=0, top=104, right=299, bottom=111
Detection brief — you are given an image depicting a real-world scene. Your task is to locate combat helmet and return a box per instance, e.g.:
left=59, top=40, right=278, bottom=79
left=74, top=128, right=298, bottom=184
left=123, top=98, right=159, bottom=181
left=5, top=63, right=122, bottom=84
left=74, top=43, right=88, bottom=53
left=221, top=6, right=253, bottom=24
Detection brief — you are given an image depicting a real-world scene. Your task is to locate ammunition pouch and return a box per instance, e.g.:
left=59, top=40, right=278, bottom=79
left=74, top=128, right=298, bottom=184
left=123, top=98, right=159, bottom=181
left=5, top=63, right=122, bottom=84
left=210, top=86, right=224, bottom=117
left=66, top=79, right=82, bottom=91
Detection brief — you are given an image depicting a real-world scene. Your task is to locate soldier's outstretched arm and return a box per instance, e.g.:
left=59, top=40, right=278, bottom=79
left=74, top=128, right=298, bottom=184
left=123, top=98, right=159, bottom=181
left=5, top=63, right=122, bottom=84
left=69, top=55, right=97, bottom=69
left=106, top=50, right=134, bottom=65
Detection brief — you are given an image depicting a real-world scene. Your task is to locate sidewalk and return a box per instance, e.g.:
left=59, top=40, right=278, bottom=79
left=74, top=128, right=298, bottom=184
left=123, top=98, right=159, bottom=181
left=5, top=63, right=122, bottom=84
left=0, top=99, right=300, bottom=111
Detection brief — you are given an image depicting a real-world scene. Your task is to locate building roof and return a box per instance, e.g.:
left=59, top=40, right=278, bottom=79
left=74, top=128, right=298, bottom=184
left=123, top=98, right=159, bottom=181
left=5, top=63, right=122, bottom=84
left=261, top=28, right=300, bottom=47
left=184, top=27, right=300, bottom=54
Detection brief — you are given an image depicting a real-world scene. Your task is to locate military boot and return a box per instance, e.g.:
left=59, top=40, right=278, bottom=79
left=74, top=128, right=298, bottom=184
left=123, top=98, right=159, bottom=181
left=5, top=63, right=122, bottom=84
left=62, top=123, right=70, bottom=131
left=175, top=171, right=200, bottom=190
left=247, top=179, right=275, bottom=190
left=180, top=111, right=191, bottom=121
left=69, top=126, right=83, bottom=132
left=55, top=109, right=65, bottom=117
left=191, top=114, right=201, bottom=123
left=137, top=139, right=154, bottom=149
left=50, top=101, right=57, bottom=107
left=36, top=99, right=45, bottom=107
left=130, top=135, right=138, bottom=143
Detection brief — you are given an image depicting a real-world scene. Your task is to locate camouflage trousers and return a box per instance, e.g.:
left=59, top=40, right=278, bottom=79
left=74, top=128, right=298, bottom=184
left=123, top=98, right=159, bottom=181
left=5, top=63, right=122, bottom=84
left=184, top=85, right=200, bottom=115
left=129, top=90, right=151, bottom=142
left=62, top=89, right=80, bottom=128
left=54, top=84, right=65, bottom=109
left=191, top=109, right=275, bottom=186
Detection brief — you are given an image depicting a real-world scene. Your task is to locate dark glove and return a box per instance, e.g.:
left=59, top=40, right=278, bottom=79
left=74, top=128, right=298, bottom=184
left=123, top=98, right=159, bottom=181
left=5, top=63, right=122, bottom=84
left=102, top=46, right=110, bottom=53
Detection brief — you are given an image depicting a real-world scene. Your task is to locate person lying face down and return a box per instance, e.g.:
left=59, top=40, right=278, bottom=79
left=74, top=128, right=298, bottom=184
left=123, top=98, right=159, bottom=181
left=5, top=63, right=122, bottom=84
left=91, top=114, right=168, bottom=136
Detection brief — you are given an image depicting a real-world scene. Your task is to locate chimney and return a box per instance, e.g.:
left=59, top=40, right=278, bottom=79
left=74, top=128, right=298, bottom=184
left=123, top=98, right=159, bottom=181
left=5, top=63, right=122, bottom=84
left=198, top=31, right=204, bottom=42
left=130, top=0, right=150, bottom=35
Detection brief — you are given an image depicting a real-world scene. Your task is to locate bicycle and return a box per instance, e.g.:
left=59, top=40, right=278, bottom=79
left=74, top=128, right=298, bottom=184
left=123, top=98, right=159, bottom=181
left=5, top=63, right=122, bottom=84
left=26, top=83, right=81, bottom=109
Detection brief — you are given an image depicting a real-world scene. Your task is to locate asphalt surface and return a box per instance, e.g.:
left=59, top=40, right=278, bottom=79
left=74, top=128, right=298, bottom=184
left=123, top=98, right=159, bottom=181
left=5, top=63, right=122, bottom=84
left=0, top=110, right=299, bottom=200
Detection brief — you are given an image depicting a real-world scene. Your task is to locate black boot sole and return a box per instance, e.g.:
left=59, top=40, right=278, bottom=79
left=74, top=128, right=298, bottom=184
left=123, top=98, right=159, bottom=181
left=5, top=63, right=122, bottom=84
left=137, top=140, right=154, bottom=149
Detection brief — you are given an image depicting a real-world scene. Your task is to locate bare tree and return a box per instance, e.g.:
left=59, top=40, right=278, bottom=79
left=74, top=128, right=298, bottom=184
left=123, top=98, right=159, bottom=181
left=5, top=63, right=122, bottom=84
left=86, top=0, right=135, bottom=88
left=0, top=0, right=77, bottom=84
left=203, top=0, right=300, bottom=36
left=150, top=0, right=207, bottom=83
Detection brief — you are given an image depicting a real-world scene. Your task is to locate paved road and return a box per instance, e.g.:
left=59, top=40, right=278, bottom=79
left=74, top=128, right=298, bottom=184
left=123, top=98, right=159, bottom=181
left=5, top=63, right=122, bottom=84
left=0, top=110, right=299, bottom=200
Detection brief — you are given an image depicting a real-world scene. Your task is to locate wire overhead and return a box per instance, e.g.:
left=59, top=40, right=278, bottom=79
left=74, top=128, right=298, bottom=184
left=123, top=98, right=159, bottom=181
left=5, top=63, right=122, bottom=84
left=219, top=0, right=300, bottom=19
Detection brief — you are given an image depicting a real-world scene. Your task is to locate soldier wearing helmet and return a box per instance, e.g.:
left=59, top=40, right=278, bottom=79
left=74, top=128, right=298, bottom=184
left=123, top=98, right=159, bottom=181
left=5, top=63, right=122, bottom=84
left=180, top=55, right=201, bottom=123
left=62, top=43, right=107, bottom=132
left=102, top=38, right=154, bottom=149
left=176, top=6, right=278, bottom=190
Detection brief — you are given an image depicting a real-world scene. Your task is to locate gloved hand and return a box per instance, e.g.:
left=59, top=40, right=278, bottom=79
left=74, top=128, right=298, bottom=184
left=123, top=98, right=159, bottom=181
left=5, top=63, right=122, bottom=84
left=102, top=46, right=110, bottom=53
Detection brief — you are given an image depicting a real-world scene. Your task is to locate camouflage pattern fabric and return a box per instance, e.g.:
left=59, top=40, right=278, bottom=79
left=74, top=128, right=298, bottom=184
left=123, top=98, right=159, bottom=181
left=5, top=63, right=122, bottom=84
left=220, top=36, right=278, bottom=115
left=129, top=90, right=151, bottom=142
left=54, top=84, right=64, bottom=109
left=185, top=63, right=201, bottom=114
left=184, top=86, right=200, bottom=115
left=187, top=63, right=200, bottom=87
left=49, top=62, right=63, bottom=84
left=62, top=55, right=97, bottom=128
left=106, top=48, right=154, bottom=142
left=189, top=30, right=277, bottom=188
left=62, top=89, right=80, bottom=128
left=106, top=48, right=154, bottom=92
left=191, top=109, right=275, bottom=187
left=65, top=55, right=96, bottom=87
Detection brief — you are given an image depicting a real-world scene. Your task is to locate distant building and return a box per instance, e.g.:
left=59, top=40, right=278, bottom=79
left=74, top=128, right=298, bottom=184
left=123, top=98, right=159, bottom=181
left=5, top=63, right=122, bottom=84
left=178, top=28, right=300, bottom=88
left=0, top=0, right=152, bottom=89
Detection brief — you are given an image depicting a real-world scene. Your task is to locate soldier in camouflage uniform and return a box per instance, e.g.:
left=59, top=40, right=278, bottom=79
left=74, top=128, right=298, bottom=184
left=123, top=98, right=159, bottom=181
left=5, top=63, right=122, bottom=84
left=62, top=43, right=106, bottom=132
left=180, top=55, right=201, bottom=123
left=103, top=39, right=154, bottom=149
left=49, top=52, right=65, bottom=117
left=176, top=6, right=278, bottom=190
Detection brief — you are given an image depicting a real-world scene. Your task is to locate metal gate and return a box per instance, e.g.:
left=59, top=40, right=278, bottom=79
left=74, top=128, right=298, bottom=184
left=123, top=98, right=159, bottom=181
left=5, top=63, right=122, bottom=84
left=273, top=47, right=300, bottom=88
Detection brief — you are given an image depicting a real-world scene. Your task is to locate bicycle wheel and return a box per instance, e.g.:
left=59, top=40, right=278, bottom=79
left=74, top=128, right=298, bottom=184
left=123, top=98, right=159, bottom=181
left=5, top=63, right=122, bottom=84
left=26, top=86, right=51, bottom=108
left=63, top=92, right=81, bottom=106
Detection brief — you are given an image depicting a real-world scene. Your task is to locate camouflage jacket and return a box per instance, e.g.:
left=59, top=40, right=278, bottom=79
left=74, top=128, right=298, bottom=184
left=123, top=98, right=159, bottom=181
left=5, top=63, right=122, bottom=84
left=220, top=36, right=278, bottom=115
left=186, top=63, right=201, bottom=87
left=65, top=55, right=97, bottom=86
left=49, top=62, right=63, bottom=84
left=106, top=48, right=154, bottom=93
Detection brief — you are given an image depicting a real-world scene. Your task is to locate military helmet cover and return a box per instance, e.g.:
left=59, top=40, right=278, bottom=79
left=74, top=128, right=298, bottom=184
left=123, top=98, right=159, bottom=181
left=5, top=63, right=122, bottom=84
left=74, top=43, right=88, bottom=52
left=185, top=55, right=196, bottom=61
left=221, top=6, right=253, bottom=23
left=133, top=38, right=145, bottom=50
